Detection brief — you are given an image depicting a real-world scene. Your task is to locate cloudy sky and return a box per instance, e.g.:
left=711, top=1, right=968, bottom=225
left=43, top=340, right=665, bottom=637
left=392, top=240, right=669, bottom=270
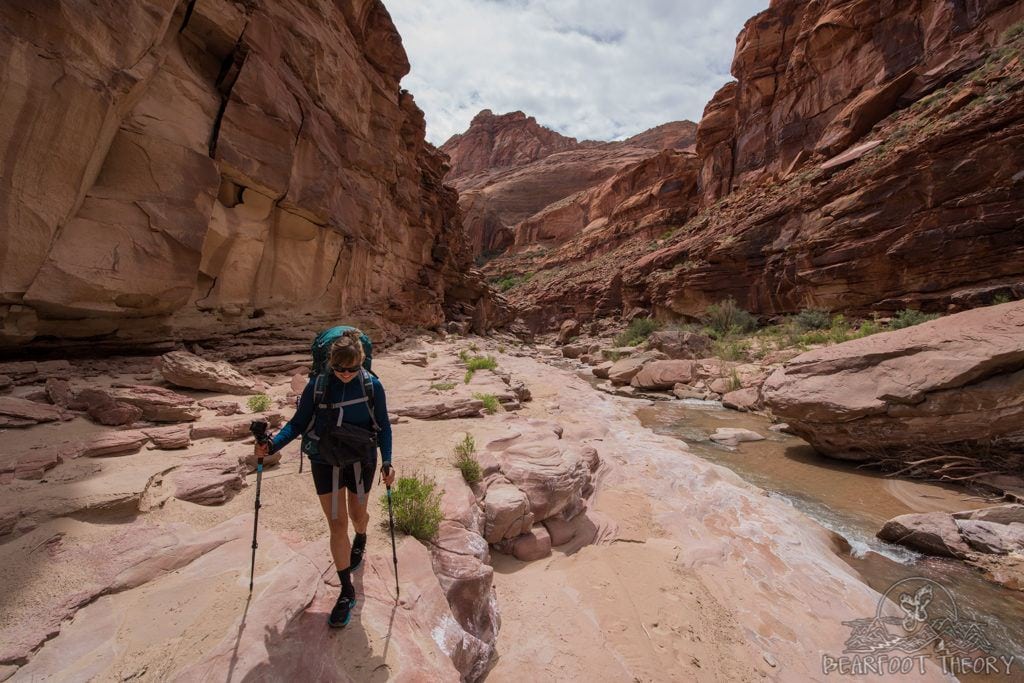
left=387, top=0, right=769, bottom=145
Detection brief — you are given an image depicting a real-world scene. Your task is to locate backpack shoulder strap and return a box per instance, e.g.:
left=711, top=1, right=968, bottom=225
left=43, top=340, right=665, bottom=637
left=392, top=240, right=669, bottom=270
left=360, top=369, right=379, bottom=432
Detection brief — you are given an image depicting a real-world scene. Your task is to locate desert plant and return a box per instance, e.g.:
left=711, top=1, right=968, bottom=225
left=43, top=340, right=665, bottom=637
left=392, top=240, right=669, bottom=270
left=473, top=393, right=500, bottom=414
left=728, top=368, right=742, bottom=392
left=704, top=298, right=757, bottom=337
left=468, top=342, right=479, bottom=352
left=890, top=309, right=940, bottom=329
left=452, top=434, right=482, bottom=484
left=613, top=317, right=660, bottom=347
left=379, top=472, right=443, bottom=541
left=992, top=293, right=1012, bottom=306
left=713, top=337, right=749, bottom=361
left=430, top=382, right=456, bottom=391
left=793, top=309, right=831, bottom=331
left=463, top=355, right=498, bottom=383
left=246, top=394, right=271, bottom=413
left=458, top=349, right=470, bottom=363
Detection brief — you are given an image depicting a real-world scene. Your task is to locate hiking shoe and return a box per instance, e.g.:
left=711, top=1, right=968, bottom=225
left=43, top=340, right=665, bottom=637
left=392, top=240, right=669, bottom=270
left=350, top=533, right=367, bottom=571
left=328, top=595, right=356, bottom=628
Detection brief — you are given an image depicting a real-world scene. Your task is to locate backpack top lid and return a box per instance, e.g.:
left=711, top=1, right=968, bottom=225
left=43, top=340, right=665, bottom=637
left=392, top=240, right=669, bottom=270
left=310, top=325, right=373, bottom=378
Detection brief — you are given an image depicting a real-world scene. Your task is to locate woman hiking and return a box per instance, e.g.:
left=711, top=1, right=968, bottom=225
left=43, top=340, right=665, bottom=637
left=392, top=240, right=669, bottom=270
left=255, top=328, right=394, bottom=628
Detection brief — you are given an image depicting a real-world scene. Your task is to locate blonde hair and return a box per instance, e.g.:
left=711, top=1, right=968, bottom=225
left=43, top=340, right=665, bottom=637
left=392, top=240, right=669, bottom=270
left=329, top=329, right=365, bottom=370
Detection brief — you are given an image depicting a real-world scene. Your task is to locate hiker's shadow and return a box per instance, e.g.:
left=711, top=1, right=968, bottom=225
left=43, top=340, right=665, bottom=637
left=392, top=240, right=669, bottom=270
left=238, top=571, right=396, bottom=682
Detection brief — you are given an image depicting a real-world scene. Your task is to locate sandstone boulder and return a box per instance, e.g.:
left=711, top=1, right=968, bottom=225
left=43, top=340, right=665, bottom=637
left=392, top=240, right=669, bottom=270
left=496, top=525, right=552, bottom=561
left=607, top=351, right=666, bottom=385
left=111, top=385, right=202, bottom=422
left=0, top=448, right=61, bottom=480
left=763, top=303, right=1024, bottom=463
left=198, top=398, right=242, bottom=416
left=722, top=387, right=762, bottom=412
left=159, top=351, right=256, bottom=394
left=192, top=412, right=284, bottom=444
left=557, top=319, right=581, bottom=345
left=630, top=360, right=696, bottom=390
left=953, top=504, right=1024, bottom=526
left=482, top=481, right=534, bottom=543
left=396, top=398, right=484, bottom=420
left=710, top=428, right=765, bottom=447
left=956, top=519, right=1024, bottom=555
left=172, top=450, right=246, bottom=505
left=0, top=396, right=62, bottom=427
left=645, top=330, right=713, bottom=359
left=77, top=388, right=145, bottom=426
left=142, top=424, right=191, bottom=450
left=592, top=361, right=614, bottom=379
left=877, top=512, right=972, bottom=559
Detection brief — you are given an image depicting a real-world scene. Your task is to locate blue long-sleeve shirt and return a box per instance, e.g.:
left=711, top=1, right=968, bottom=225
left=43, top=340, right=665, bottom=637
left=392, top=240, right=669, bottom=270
left=270, top=373, right=392, bottom=464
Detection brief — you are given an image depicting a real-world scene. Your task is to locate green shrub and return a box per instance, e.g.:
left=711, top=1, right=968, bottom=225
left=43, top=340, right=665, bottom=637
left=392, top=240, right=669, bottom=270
left=613, top=317, right=660, bottom=347
left=452, top=434, right=481, bottom=484
left=890, top=309, right=940, bottom=329
left=793, top=309, right=831, bottom=331
left=473, top=393, right=500, bottom=414
left=379, top=472, right=443, bottom=541
left=458, top=349, right=470, bottom=363
left=463, top=355, right=498, bottom=383
left=713, top=337, right=749, bottom=361
left=704, top=298, right=757, bottom=337
left=468, top=342, right=479, bottom=352
left=853, top=320, right=883, bottom=339
left=992, top=293, right=1011, bottom=306
left=246, top=394, right=271, bottom=413
left=728, top=368, right=742, bottom=391
left=430, top=382, right=456, bottom=391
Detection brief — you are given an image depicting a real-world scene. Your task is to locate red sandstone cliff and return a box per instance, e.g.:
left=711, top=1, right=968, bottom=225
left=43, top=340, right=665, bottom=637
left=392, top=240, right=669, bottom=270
left=0, top=0, right=504, bottom=349
left=442, top=114, right=697, bottom=257
left=489, top=1, right=1024, bottom=329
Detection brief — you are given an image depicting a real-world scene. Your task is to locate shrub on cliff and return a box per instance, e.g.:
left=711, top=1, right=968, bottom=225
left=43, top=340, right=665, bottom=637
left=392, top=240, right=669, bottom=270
left=452, top=434, right=482, bottom=484
left=794, top=309, right=831, bottom=331
left=890, top=309, right=940, bottom=329
left=704, top=298, right=757, bottom=337
left=380, top=472, right=443, bottom=541
left=614, top=317, right=660, bottom=346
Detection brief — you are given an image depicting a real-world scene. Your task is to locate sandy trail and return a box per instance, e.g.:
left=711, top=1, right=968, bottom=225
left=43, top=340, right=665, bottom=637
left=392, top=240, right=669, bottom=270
left=1, top=336, right=953, bottom=681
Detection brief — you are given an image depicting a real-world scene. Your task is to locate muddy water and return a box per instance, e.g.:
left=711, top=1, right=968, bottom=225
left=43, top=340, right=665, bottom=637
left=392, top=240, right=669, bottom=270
left=631, top=398, right=1024, bottom=671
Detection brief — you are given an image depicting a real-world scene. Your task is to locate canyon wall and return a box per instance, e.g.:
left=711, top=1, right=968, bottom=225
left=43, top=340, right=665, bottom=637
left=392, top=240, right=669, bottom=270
left=490, top=0, right=1024, bottom=329
left=0, top=0, right=501, bottom=351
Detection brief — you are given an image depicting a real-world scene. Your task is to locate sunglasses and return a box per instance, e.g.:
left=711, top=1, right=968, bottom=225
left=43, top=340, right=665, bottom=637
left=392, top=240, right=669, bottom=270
left=332, top=365, right=362, bottom=374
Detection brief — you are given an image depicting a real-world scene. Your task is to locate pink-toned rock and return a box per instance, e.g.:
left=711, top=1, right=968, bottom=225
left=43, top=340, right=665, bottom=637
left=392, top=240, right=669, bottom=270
left=709, top=428, right=765, bottom=447
left=877, top=512, right=972, bottom=559
left=142, top=424, right=191, bottom=450
left=496, top=525, right=552, bottom=561
left=956, top=519, right=1024, bottom=555
left=0, top=396, right=62, bottom=427
left=607, top=351, right=666, bottom=385
left=722, top=387, right=761, bottom=412
left=111, top=385, right=201, bottom=422
left=44, top=378, right=77, bottom=409
left=396, top=398, right=484, bottom=420
left=76, top=388, right=145, bottom=426
left=159, top=350, right=257, bottom=394
left=592, top=361, right=614, bottom=379
left=0, top=374, right=12, bottom=391
left=953, top=504, right=1024, bottom=526
left=67, top=431, right=150, bottom=459
left=192, top=412, right=284, bottom=443
left=763, top=303, right=1024, bottom=463
left=197, top=398, right=242, bottom=416
left=542, top=514, right=577, bottom=546
left=630, top=360, right=697, bottom=390
left=172, top=450, right=245, bottom=505
left=482, top=481, right=534, bottom=543
left=556, top=319, right=581, bottom=345
left=645, top=330, right=713, bottom=359
left=0, top=448, right=61, bottom=480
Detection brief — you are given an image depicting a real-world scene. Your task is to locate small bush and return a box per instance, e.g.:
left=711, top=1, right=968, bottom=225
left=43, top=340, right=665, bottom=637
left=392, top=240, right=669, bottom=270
left=614, top=317, right=660, bottom=347
left=704, top=298, right=757, bottom=337
left=728, top=368, right=742, bottom=392
left=473, top=393, right=500, bottom=414
left=430, top=382, right=456, bottom=391
left=464, top=355, right=498, bottom=383
left=246, top=394, right=271, bottom=413
left=468, top=342, right=479, bottom=352
left=458, top=349, right=470, bottom=363
left=379, top=472, right=443, bottom=541
left=497, top=345, right=507, bottom=353
left=452, top=434, right=481, bottom=484
left=890, top=309, right=940, bottom=329
left=853, top=320, right=883, bottom=339
left=992, top=293, right=1011, bottom=306
left=713, top=337, right=749, bottom=361
left=793, top=309, right=831, bottom=331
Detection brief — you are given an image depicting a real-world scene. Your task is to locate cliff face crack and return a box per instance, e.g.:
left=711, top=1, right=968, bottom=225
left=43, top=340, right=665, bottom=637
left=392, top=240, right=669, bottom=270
left=178, top=0, right=197, bottom=33
left=208, top=35, right=251, bottom=158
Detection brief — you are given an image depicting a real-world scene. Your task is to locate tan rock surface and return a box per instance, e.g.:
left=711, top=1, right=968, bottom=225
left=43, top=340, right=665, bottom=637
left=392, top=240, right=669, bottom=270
left=159, top=350, right=256, bottom=394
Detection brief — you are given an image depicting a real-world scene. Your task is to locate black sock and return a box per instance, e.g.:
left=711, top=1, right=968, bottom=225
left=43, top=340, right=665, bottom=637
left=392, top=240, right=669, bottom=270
left=338, top=568, right=354, bottom=598
left=354, top=532, right=367, bottom=549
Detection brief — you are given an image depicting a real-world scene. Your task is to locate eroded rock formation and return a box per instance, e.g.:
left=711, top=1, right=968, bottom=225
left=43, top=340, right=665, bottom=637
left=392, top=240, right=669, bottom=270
left=0, top=0, right=503, bottom=350
left=441, top=112, right=697, bottom=257
left=489, top=1, right=1024, bottom=329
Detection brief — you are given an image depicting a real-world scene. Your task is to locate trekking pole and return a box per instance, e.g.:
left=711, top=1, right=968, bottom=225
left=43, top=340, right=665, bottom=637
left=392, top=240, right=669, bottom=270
left=249, top=420, right=270, bottom=593
left=383, top=464, right=399, bottom=599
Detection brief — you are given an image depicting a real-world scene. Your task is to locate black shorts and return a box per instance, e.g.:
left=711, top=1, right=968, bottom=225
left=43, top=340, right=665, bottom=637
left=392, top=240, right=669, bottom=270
left=310, top=459, right=377, bottom=496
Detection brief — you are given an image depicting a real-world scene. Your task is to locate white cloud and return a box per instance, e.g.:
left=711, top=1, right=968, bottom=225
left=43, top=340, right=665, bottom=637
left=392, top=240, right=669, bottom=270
left=386, top=0, right=770, bottom=145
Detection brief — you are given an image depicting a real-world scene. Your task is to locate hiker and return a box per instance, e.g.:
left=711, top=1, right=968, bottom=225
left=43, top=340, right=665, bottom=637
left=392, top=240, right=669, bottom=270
left=254, top=328, right=394, bottom=628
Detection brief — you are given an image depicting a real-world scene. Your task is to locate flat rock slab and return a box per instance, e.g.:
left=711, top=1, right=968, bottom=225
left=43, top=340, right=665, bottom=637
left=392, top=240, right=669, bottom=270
left=709, top=428, right=765, bottom=447
left=0, top=396, right=63, bottom=427
left=190, top=412, right=284, bottom=442
left=396, top=398, right=484, bottom=420
left=160, top=350, right=257, bottom=394
left=111, top=385, right=202, bottom=422
left=877, top=512, right=972, bottom=559
left=171, top=450, right=246, bottom=505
